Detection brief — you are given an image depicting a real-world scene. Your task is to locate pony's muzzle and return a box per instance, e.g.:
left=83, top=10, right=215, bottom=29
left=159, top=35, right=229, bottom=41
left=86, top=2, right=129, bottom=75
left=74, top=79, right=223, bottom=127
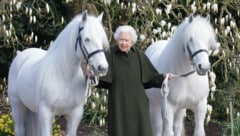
left=197, top=63, right=210, bottom=75
left=96, top=65, right=108, bottom=76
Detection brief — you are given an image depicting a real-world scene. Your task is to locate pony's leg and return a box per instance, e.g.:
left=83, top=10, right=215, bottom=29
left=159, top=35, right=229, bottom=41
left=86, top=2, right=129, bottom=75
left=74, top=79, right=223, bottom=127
left=149, top=98, right=162, bottom=136
left=161, top=97, right=174, bottom=136
left=39, top=102, right=54, bottom=136
left=66, top=104, right=84, bottom=136
left=9, top=96, right=26, bottom=136
left=174, top=109, right=186, bottom=136
left=193, top=99, right=207, bottom=136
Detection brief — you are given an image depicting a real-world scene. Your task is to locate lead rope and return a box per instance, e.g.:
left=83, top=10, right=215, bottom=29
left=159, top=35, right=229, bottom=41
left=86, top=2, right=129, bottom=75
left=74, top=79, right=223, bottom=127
left=81, top=62, right=99, bottom=104
left=161, top=74, right=170, bottom=118
left=160, top=70, right=195, bottom=118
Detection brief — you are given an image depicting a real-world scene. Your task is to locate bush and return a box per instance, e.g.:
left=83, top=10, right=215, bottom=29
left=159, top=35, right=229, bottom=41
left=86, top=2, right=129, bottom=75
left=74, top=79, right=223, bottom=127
left=0, top=113, right=61, bottom=136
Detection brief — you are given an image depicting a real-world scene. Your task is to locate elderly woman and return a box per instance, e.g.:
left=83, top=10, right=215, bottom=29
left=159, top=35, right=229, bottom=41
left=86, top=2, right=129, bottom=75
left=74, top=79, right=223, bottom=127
left=97, top=25, right=166, bottom=136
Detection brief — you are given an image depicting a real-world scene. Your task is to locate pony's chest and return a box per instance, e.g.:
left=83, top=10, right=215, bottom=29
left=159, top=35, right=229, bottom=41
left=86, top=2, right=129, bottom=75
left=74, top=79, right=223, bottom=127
left=43, top=78, right=87, bottom=106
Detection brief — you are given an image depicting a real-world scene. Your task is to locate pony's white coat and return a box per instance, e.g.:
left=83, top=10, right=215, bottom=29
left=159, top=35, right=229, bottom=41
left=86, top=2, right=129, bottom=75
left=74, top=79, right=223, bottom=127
left=145, top=15, right=218, bottom=136
left=8, top=11, right=109, bottom=136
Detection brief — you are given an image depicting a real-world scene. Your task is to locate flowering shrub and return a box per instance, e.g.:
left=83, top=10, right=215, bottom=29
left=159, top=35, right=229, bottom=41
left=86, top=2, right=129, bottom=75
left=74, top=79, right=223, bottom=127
left=0, top=113, right=61, bottom=136
left=84, top=88, right=108, bottom=127
left=0, top=114, right=14, bottom=136
left=1, top=0, right=240, bottom=133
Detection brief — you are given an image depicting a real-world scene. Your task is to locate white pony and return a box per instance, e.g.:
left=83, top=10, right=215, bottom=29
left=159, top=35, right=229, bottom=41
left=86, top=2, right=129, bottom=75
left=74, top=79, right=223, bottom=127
left=7, top=11, right=109, bottom=136
left=145, top=15, right=218, bottom=136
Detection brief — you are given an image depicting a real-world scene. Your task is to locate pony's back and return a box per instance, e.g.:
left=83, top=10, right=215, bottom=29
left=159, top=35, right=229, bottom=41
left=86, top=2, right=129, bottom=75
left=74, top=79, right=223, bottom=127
left=8, top=48, right=46, bottom=96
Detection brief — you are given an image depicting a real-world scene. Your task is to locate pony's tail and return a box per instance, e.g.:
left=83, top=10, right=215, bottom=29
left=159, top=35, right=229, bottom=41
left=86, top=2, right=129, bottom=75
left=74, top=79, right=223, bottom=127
left=24, top=109, right=40, bottom=136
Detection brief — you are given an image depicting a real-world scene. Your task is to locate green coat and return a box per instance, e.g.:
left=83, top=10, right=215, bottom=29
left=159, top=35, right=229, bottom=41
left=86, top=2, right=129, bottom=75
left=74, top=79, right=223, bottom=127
left=98, top=45, right=164, bottom=136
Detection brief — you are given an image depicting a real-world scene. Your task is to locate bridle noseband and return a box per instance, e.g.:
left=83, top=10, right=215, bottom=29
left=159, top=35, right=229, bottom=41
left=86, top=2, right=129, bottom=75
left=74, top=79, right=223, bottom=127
left=187, top=45, right=208, bottom=60
left=177, top=44, right=209, bottom=77
left=75, top=27, right=104, bottom=63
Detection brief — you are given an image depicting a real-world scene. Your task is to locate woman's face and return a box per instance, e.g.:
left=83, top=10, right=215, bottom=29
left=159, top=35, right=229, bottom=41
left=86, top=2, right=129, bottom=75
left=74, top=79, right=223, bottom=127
left=117, top=32, right=133, bottom=53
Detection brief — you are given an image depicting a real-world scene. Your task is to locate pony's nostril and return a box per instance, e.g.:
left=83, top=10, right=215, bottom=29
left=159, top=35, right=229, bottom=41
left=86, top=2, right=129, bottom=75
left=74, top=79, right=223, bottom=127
left=98, top=65, right=108, bottom=73
left=199, top=64, right=202, bottom=70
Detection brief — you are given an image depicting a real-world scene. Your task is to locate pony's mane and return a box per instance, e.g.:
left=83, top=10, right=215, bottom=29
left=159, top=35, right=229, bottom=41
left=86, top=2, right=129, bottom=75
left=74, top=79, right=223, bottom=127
left=184, top=15, right=216, bottom=44
left=37, top=13, right=109, bottom=85
left=47, top=13, right=109, bottom=53
left=168, top=15, right=216, bottom=49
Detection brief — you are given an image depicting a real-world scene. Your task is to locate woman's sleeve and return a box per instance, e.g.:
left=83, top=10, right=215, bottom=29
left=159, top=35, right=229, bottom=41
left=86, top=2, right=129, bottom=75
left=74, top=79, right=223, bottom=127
left=138, top=50, right=164, bottom=89
left=95, top=50, right=112, bottom=89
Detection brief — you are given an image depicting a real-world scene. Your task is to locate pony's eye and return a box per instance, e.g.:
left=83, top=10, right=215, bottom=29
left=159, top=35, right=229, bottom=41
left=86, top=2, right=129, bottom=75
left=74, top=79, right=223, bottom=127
left=85, top=38, right=90, bottom=42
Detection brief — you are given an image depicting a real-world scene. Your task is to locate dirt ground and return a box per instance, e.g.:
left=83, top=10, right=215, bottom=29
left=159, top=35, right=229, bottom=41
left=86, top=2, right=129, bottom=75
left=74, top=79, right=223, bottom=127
left=57, top=116, right=222, bottom=136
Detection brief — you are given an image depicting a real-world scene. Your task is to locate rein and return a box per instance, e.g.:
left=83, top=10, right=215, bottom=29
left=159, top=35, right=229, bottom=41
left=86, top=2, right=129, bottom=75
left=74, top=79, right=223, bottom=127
left=172, top=70, right=195, bottom=77
left=75, top=27, right=104, bottom=63
left=187, top=45, right=208, bottom=60
left=76, top=26, right=103, bottom=103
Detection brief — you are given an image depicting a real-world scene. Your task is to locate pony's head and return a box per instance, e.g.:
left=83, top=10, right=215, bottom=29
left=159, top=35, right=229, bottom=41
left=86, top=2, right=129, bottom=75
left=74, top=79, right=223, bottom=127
left=182, top=14, right=218, bottom=75
left=74, top=11, right=109, bottom=76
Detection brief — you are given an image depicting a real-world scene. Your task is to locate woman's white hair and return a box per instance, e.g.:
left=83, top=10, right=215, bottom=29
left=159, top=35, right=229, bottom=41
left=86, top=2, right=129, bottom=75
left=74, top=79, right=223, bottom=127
left=113, top=25, right=138, bottom=44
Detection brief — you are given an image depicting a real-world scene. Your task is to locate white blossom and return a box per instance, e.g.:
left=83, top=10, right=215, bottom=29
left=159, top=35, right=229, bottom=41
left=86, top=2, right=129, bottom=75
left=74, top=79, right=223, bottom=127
left=104, top=0, right=111, bottom=5
left=206, top=115, right=211, bottom=124
left=167, top=22, right=171, bottom=30
left=103, top=95, right=107, bottom=103
left=151, top=38, right=155, bottom=43
left=152, top=29, right=158, bottom=35
left=25, top=7, right=29, bottom=14
left=132, top=3, right=136, bottom=13
left=211, top=3, right=218, bottom=12
left=61, top=16, right=65, bottom=24
left=224, top=29, right=228, bottom=36
left=16, top=2, right=22, bottom=10
left=3, top=25, right=6, bottom=31
left=95, top=92, right=99, bottom=99
left=210, top=84, right=216, bottom=92
left=29, top=8, right=32, bottom=16
left=91, top=102, right=96, bottom=109
left=2, top=14, right=5, bottom=22
left=214, top=18, right=217, bottom=24
left=155, top=8, right=161, bottom=15
left=5, top=97, right=9, bottom=104
left=160, top=20, right=166, bottom=27
left=230, top=21, right=236, bottom=28
left=46, top=3, right=50, bottom=13
left=34, top=35, right=38, bottom=43
left=120, top=2, right=124, bottom=9
left=99, top=119, right=103, bottom=126
left=206, top=2, right=211, bottom=10
left=220, top=18, right=225, bottom=25
left=207, top=104, right=213, bottom=115
left=12, top=0, right=16, bottom=5
left=236, top=68, right=239, bottom=75
left=209, top=71, right=216, bottom=85
left=191, top=2, right=197, bottom=13
left=9, top=23, right=14, bottom=30
left=202, top=3, right=207, bottom=11
left=33, top=16, right=36, bottom=24
left=226, top=107, right=229, bottom=114
left=165, top=4, right=172, bottom=15
left=161, top=31, right=167, bottom=38
left=171, top=26, right=177, bottom=33
left=29, top=16, right=33, bottom=24
left=139, top=34, right=146, bottom=41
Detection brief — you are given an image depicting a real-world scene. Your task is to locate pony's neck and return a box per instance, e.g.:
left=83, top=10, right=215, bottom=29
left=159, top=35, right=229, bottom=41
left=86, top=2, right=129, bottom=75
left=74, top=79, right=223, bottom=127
left=163, top=21, right=194, bottom=74
left=45, top=23, right=84, bottom=79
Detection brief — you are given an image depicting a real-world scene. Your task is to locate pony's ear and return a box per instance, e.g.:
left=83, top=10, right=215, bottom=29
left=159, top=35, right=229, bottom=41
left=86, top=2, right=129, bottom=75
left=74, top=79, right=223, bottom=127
left=206, top=14, right=210, bottom=22
left=98, top=12, right=104, bottom=22
left=82, top=10, right=88, bottom=22
left=189, top=14, right=194, bottom=23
